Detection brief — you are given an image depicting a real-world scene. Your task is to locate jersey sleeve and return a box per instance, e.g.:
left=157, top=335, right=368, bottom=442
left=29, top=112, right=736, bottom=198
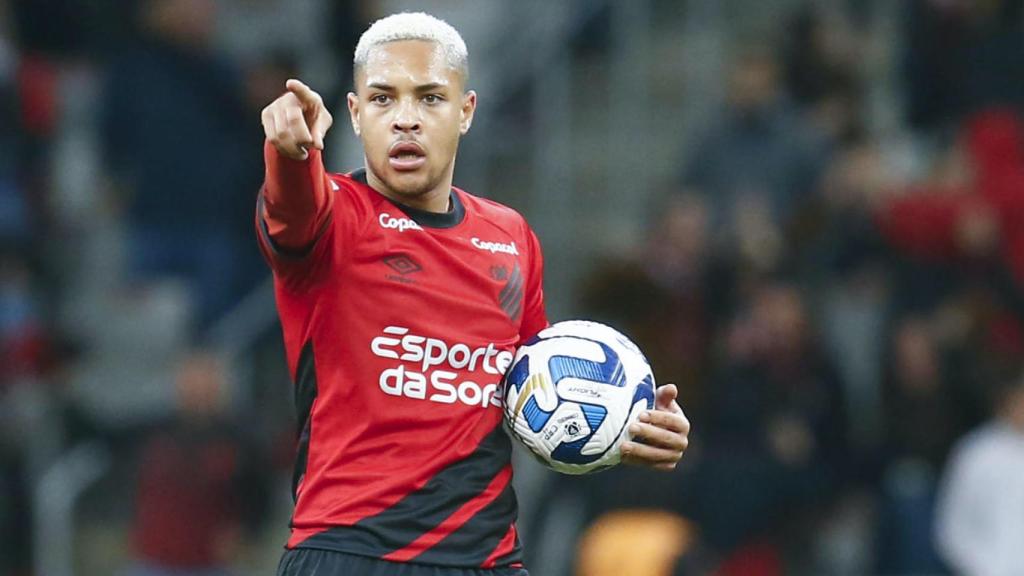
left=518, top=222, right=549, bottom=346
left=256, top=141, right=366, bottom=290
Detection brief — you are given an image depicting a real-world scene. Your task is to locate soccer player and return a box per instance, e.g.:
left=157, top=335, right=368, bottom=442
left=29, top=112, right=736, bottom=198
left=257, top=12, right=690, bottom=576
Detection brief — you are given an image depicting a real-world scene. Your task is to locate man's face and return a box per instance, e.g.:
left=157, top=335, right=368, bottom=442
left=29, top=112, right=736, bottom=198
left=348, top=40, right=476, bottom=202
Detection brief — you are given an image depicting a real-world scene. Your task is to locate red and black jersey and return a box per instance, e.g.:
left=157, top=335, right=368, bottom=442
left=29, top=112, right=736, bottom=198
left=256, top=143, right=547, bottom=569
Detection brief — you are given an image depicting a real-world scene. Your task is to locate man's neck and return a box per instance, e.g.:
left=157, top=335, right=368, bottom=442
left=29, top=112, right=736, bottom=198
left=365, top=168, right=452, bottom=213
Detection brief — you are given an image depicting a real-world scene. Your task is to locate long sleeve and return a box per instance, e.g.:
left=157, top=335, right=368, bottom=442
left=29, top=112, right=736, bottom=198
left=260, top=140, right=334, bottom=253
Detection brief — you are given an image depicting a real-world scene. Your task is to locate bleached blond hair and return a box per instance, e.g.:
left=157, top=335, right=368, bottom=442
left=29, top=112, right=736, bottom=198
left=354, top=12, right=469, bottom=80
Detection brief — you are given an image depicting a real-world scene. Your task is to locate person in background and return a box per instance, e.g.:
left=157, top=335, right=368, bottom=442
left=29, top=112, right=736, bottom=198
left=100, top=0, right=253, bottom=329
left=695, top=281, right=848, bottom=570
left=125, top=351, right=268, bottom=576
left=682, top=46, right=829, bottom=237
left=874, top=316, right=961, bottom=574
left=934, top=369, right=1024, bottom=576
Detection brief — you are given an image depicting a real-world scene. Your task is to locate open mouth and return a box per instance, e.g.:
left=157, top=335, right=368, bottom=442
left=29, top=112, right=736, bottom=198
left=388, top=141, right=427, bottom=171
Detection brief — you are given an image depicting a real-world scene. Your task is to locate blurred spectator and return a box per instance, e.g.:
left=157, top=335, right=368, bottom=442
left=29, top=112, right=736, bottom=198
left=875, top=108, right=1024, bottom=298
left=582, top=192, right=733, bottom=417
left=682, top=46, right=830, bottom=237
left=0, top=256, right=49, bottom=384
left=934, top=370, right=1024, bottom=576
left=695, top=282, right=848, bottom=559
left=903, top=0, right=1024, bottom=132
left=125, top=351, right=269, bottom=576
left=100, top=0, right=256, bottom=329
left=882, top=317, right=963, bottom=472
left=0, top=27, right=28, bottom=249
left=0, top=450, right=29, bottom=575
left=874, top=316, right=960, bottom=574
left=782, top=4, right=865, bottom=144
left=805, top=142, right=893, bottom=457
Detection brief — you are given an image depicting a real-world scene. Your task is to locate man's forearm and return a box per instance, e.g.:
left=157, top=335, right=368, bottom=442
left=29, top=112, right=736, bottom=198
left=261, top=139, right=333, bottom=251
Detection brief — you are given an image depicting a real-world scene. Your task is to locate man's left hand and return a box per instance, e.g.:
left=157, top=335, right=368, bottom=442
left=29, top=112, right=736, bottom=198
left=621, top=384, right=690, bottom=471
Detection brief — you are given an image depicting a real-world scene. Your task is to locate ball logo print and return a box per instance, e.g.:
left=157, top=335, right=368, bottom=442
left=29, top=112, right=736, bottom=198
left=502, top=320, right=656, bottom=474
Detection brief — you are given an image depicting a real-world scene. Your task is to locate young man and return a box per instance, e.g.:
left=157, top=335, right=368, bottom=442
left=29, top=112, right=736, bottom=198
left=258, top=13, right=690, bottom=576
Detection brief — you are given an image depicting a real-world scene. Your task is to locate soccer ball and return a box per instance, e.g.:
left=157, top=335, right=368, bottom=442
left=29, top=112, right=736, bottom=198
left=502, top=320, right=656, bottom=474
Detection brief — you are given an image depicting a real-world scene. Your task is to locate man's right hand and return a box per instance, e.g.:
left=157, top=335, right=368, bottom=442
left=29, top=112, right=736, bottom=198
left=262, top=79, right=334, bottom=161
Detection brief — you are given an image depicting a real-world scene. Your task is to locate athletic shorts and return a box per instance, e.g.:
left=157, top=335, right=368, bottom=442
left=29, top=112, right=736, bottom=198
left=277, top=548, right=530, bottom=576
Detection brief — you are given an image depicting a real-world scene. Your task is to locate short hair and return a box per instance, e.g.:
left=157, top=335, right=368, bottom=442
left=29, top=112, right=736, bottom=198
left=353, top=12, right=469, bottom=81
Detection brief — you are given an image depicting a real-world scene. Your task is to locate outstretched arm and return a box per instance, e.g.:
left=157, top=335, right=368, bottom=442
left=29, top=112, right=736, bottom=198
left=260, top=79, right=335, bottom=252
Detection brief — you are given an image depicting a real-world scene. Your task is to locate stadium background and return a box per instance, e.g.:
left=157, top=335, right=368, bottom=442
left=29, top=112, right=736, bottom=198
left=2, top=0, right=1023, bottom=574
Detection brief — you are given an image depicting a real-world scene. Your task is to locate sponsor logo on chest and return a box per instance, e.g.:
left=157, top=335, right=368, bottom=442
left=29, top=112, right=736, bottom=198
left=370, top=326, right=514, bottom=409
left=472, top=237, right=518, bottom=255
left=378, top=213, right=422, bottom=232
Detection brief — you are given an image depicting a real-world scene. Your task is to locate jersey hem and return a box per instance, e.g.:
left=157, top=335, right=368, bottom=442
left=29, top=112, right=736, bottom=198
left=288, top=539, right=524, bottom=570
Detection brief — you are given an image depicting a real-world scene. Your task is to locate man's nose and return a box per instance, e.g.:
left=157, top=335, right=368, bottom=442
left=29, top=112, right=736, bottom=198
left=392, top=100, right=421, bottom=133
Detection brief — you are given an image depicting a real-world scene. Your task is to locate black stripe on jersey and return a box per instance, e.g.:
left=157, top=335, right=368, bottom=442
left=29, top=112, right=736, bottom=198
left=411, top=483, right=521, bottom=566
left=498, top=265, right=522, bottom=305
left=505, top=294, right=524, bottom=322
left=256, top=192, right=328, bottom=260
left=291, top=341, right=318, bottom=503
left=298, top=423, right=513, bottom=560
left=499, top=265, right=524, bottom=321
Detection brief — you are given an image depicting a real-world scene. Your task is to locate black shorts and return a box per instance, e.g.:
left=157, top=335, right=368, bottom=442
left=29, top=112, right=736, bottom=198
left=277, top=548, right=530, bottom=576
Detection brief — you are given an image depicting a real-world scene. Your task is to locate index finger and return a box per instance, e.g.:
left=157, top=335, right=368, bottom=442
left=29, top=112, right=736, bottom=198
left=286, top=79, right=321, bottom=108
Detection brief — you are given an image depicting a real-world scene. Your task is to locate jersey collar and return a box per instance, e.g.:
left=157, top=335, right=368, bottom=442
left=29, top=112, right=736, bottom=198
left=350, top=168, right=465, bottom=229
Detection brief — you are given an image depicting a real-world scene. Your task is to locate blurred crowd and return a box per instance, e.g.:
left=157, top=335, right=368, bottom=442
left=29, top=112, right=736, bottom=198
left=1, top=0, right=1024, bottom=575
left=566, top=1, right=1024, bottom=575
left=0, top=0, right=365, bottom=573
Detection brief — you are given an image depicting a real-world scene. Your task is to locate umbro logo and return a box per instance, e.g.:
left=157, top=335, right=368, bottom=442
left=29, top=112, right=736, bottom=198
left=383, top=255, right=421, bottom=275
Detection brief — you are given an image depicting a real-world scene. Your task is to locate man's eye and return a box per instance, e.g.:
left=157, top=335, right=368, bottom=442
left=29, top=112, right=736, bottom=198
left=372, top=95, right=391, bottom=104
left=424, top=94, right=442, bottom=104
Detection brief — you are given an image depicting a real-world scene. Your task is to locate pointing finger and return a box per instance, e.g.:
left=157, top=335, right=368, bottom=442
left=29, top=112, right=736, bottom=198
left=286, top=79, right=322, bottom=109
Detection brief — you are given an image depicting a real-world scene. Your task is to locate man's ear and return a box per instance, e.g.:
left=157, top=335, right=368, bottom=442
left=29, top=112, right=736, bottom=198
left=460, top=90, right=477, bottom=135
left=347, top=92, right=361, bottom=137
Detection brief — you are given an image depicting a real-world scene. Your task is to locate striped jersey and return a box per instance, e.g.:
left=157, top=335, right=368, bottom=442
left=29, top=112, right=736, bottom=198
left=256, top=144, right=547, bottom=568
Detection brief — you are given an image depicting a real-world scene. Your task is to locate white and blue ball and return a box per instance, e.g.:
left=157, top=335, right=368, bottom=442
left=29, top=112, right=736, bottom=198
left=501, top=320, right=656, bottom=475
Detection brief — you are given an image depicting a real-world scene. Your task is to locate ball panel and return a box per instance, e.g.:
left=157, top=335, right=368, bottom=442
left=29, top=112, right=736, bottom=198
left=547, top=339, right=625, bottom=388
